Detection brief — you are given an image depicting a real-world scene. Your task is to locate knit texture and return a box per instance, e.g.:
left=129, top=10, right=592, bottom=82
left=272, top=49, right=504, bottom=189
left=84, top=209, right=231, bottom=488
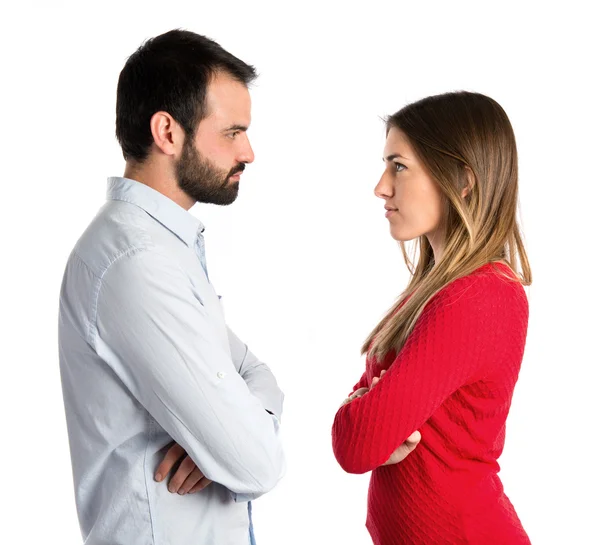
left=332, top=263, right=530, bottom=544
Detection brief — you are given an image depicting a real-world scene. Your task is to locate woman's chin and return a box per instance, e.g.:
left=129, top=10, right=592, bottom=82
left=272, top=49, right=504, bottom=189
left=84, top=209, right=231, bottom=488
left=390, top=226, right=420, bottom=243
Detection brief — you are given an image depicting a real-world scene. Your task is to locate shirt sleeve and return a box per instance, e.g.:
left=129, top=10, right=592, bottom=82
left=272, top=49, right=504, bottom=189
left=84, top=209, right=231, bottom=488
left=227, top=327, right=284, bottom=420
left=94, top=248, right=285, bottom=498
left=332, top=274, right=523, bottom=474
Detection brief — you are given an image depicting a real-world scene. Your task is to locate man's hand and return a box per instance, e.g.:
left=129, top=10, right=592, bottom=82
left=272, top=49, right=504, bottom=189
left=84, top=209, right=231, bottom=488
left=344, top=369, right=421, bottom=464
left=154, top=442, right=213, bottom=494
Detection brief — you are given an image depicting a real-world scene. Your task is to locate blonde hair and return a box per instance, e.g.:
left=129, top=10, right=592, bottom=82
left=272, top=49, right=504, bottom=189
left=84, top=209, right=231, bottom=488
left=362, top=91, right=531, bottom=361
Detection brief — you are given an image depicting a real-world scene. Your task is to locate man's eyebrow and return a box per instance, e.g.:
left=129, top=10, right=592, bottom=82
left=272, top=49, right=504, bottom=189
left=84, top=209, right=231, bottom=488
left=223, top=124, right=249, bottom=132
left=383, top=153, right=410, bottom=161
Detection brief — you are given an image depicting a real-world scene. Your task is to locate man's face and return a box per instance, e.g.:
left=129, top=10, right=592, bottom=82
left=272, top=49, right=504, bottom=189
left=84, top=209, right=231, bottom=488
left=176, top=71, right=255, bottom=205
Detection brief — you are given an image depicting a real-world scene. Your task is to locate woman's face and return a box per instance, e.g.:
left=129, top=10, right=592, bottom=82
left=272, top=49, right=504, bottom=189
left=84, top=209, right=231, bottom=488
left=375, top=127, right=445, bottom=249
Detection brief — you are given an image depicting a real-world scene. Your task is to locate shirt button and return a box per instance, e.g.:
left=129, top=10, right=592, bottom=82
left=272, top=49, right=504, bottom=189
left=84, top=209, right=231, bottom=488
left=217, top=371, right=226, bottom=379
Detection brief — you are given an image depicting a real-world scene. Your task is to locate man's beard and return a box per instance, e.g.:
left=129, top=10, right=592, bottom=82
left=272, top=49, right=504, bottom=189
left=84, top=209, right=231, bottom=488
left=176, top=137, right=245, bottom=205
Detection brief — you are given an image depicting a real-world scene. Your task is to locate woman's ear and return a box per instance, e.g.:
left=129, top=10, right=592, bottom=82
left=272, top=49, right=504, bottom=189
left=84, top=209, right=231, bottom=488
left=462, top=166, right=476, bottom=198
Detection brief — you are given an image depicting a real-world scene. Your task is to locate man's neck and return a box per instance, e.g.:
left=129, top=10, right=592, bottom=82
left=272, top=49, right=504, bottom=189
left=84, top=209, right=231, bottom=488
left=123, top=162, right=194, bottom=211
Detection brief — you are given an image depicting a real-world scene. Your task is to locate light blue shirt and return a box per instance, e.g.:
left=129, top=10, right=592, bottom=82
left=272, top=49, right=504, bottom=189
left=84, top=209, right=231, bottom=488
left=58, top=177, right=285, bottom=545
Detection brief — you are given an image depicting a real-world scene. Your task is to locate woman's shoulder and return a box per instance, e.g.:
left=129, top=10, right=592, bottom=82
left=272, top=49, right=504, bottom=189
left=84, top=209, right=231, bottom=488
left=476, top=261, right=527, bottom=299
left=435, top=261, right=528, bottom=310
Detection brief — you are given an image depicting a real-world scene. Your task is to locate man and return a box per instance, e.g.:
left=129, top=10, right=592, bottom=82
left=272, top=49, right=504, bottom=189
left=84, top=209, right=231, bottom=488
left=58, top=29, right=284, bottom=545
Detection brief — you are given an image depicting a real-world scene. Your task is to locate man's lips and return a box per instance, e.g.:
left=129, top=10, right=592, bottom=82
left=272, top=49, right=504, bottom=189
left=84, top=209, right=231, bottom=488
left=229, top=167, right=245, bottom=179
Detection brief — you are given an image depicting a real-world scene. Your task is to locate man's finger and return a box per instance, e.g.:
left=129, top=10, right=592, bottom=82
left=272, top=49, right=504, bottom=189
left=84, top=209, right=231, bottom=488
left=188, top=477, right=213, bottom=494
left=168, top=455, right=198, bottom=492
left=177, top=467, right=204, bottom=495
left=155, top=443, right=185, bottom=482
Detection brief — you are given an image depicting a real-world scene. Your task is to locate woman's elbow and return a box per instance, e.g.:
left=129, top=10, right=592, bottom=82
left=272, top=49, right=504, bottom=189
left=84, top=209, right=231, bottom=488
left=332, top=442, right=373, bottom=475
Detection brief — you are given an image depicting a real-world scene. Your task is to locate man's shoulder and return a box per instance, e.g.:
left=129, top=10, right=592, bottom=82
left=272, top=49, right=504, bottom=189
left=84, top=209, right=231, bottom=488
left=69, top=200, right=161, bottom=279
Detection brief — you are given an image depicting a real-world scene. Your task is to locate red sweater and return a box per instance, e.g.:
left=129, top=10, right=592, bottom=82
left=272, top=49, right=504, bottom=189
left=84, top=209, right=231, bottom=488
left=332, top=263, right=530, bottom=544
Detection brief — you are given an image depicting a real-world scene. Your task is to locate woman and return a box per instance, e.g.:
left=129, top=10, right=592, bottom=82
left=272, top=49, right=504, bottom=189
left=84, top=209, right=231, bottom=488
left=332, top=91, right=531, bottom=544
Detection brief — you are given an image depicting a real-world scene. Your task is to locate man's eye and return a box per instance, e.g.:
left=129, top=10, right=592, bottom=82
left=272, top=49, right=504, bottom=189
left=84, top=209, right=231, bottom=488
left=228, top=131, right=240, bottom=139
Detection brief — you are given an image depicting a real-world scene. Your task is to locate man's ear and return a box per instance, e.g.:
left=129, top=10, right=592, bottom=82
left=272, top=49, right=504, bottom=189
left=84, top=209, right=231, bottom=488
left=149, top=111, right=185, bottom=157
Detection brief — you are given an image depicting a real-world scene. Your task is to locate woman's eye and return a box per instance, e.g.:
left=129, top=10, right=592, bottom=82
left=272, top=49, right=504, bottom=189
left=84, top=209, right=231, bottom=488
left=394, top=162, right=406, bottom=173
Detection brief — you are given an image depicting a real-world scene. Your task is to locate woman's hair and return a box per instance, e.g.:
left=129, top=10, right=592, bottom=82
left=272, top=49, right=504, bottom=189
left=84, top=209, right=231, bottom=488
left=362, top=91, right=531, bottom=361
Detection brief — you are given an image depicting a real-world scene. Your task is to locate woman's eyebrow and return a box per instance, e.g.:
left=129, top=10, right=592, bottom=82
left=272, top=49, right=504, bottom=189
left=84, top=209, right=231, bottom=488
left=383, top=153, right=410, bottom=161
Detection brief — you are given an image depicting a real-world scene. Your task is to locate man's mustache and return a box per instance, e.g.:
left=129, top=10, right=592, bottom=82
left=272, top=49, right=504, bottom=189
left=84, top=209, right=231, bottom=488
left=227, top=163, right=246, bottom=177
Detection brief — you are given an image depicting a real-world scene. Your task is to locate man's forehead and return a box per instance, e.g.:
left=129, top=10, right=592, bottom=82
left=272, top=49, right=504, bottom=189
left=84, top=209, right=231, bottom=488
left=204, top=77, right=251, bottom=124
left=206, top=73, right=250, bottom=102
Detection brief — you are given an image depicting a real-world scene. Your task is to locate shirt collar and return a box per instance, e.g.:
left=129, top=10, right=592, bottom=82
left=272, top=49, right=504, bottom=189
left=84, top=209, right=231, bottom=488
left=106, top=177, right=204, bottom=248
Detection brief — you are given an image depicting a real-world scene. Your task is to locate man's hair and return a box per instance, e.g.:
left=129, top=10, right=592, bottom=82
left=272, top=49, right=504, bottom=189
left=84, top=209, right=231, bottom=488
left=115, top=29, right=257, bottom=162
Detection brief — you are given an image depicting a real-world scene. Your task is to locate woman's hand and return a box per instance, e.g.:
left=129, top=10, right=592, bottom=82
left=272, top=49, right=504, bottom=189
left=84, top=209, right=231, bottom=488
left=372, top=370, right=422, bottom=464
left=341, top=387, right=369, bottom=407
left=382, top=430, right=421, bottom=465
left=345, top=369, right=421, bottom=464
left=154, top=442, right=213, bottom=494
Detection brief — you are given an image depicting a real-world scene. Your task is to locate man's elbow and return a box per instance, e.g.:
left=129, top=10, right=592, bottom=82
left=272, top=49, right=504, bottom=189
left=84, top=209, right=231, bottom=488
left=233, top=450, right=285, bottom=499
left=252, top=449, right=285, bottom=493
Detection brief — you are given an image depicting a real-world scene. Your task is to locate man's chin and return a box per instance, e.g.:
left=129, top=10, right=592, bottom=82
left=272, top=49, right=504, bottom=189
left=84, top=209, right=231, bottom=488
left=180, top=184, right=239, bottom=206
left=212, top=184, right=239, bottom=206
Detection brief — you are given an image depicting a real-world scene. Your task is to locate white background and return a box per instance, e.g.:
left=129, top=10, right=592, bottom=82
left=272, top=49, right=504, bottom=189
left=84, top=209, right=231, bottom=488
left=1, top=1, right=599, bottom=543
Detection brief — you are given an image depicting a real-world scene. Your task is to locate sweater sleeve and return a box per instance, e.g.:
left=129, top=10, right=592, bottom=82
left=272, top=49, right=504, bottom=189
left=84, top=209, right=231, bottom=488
left=332, top=273, right=519, bottom=474
left=348, top=372, right=369, bottom=396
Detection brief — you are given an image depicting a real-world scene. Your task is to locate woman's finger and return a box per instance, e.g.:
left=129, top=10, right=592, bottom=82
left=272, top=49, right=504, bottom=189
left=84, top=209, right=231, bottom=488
left=406, top=430, right=421, bottom=444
